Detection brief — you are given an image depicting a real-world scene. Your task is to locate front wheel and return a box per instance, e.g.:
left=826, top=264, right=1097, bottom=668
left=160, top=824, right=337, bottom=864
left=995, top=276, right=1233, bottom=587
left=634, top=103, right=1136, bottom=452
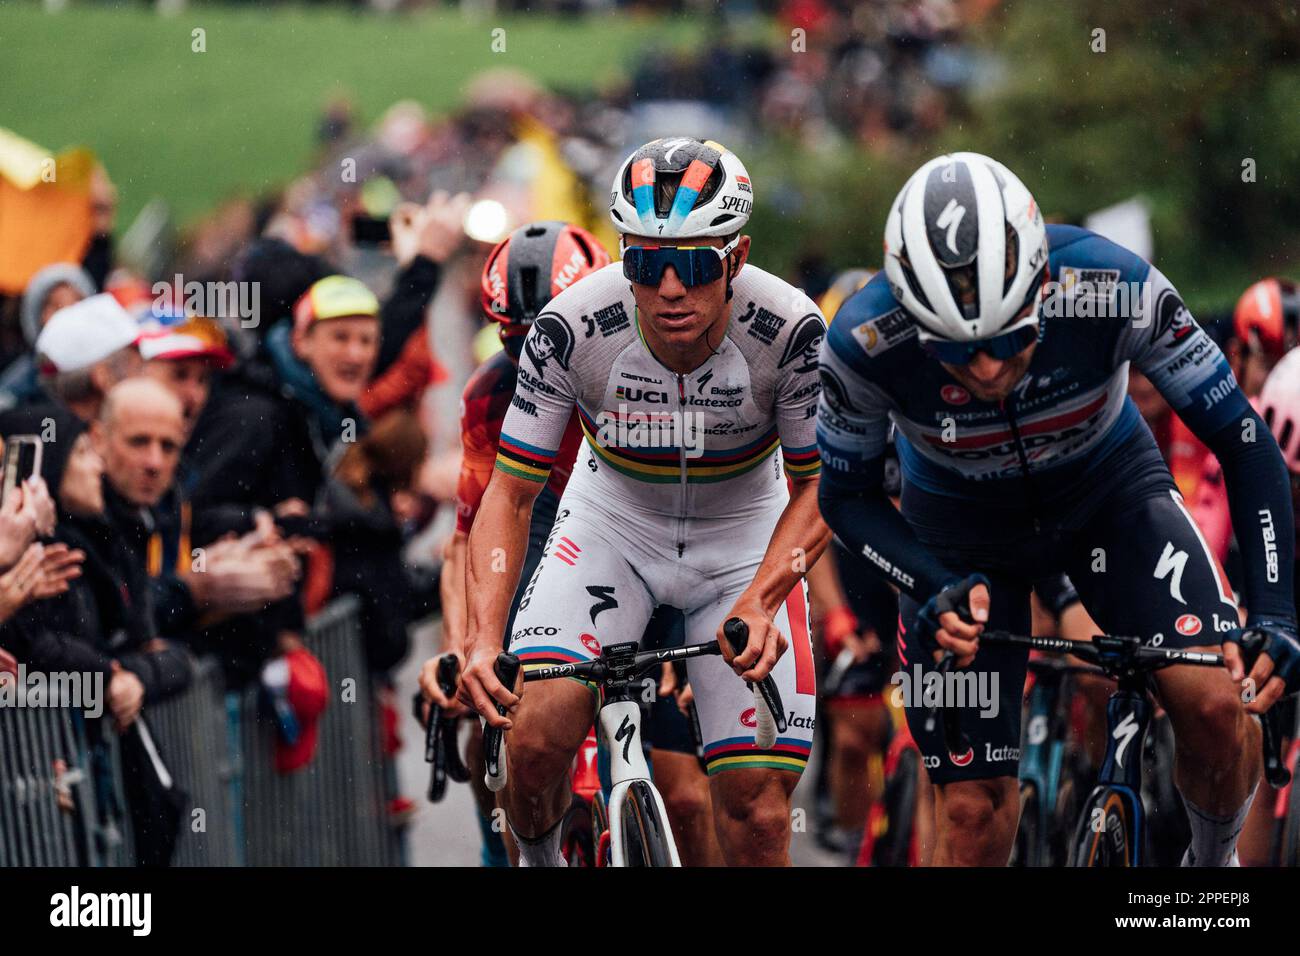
left=1071, top=786, right=1140, bottom=867
left=620, top=781, right=675, bottom=867
left=1010, top=783, right=1041, bottom=867
left=1278, top=742, right=1300, bottom=866
left=560, top=796, right=595, bottom=867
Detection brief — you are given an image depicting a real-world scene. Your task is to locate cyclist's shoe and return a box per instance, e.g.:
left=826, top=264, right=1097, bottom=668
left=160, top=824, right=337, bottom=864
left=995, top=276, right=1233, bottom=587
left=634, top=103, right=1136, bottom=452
left=914, top=574, right=989, bottom=653
left=1224, top=620, right=1300, bottom=697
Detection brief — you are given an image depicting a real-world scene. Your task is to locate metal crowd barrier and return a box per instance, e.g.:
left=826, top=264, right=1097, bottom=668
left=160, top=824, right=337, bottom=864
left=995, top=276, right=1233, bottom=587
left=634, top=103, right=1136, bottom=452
left=148, top=656, right=239, bottom=867
left=1, top=595, right=401, bottom=867
left=0, top=681, right=133, bottom=867
left=240, top=595, right=400, bottom=866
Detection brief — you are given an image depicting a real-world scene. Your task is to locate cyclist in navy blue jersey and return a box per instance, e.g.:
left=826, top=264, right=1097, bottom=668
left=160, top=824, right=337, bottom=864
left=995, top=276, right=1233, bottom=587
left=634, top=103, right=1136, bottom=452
left=816, top=151, right=1300, bottom=866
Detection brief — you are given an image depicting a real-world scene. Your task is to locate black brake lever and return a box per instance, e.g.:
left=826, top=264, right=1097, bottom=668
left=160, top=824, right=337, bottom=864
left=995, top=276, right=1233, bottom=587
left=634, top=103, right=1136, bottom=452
left=436, top=654, right=471, bottom=785
left=484, top=652, right=520, bottom=790
left=722, top=617, right=788, bottom=734
left=1261, top=703, right=1292, bottom=789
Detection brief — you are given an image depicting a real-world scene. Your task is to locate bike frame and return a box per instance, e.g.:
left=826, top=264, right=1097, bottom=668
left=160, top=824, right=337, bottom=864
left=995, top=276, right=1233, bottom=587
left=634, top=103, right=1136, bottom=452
left=1075, top=681, right=1152, bottom=866
left=599, top=693, right=682, bottom=867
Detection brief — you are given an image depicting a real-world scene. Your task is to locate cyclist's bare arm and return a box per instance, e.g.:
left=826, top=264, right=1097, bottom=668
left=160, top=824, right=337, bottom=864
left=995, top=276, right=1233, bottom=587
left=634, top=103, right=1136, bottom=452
left=722, top=475, right=832, bottom=682
left=458, top=470, right=543, bottom=727
left=419, top=531, right=471, bottom=716
left=439, top=530, right=469, bottom=656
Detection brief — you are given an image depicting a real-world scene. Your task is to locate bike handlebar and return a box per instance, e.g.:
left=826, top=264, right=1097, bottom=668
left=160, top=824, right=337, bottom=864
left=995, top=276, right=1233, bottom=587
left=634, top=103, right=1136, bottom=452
left=927, top=631, right=1291, bottom=789
left=479, top=615, right=789, bottom=781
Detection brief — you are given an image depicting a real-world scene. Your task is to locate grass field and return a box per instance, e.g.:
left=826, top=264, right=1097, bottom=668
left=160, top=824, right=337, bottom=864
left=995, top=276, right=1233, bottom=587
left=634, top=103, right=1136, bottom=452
left=1, top=1, right=695, bottom=226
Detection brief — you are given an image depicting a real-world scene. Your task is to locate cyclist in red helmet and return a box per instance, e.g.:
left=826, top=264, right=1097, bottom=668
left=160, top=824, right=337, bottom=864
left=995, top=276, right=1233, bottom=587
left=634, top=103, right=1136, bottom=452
left=1231, top=277, right=1300, bottom=396
left=420, top=220, right=606, bottom=865
left=1191, top=279, right=1300, bottom=572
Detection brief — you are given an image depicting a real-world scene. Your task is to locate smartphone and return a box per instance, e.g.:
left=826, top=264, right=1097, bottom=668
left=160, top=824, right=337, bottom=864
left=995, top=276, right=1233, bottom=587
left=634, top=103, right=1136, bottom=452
left=0, top=435, right=42, bottom=506
left=351, top=214, right=391, bottom=245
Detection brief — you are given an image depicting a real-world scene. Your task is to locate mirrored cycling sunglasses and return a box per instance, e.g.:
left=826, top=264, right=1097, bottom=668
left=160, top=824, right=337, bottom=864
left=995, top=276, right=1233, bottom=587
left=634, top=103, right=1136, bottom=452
left=622, top=237, right=739, bottom=288
left=920, top=321, right=1041, bottom=365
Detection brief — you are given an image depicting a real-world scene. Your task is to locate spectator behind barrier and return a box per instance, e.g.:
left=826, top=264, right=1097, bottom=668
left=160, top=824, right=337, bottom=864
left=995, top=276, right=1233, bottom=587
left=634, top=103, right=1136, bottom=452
left=0, top=263, right=97, bottom=413
left=2, top=397, right=192, bottom=865
left=34, top=293, right=142, bottom=422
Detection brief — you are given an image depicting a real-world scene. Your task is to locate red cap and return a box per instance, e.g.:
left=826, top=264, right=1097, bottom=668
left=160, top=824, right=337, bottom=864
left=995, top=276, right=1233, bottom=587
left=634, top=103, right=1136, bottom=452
left=274, top=647, right=329, bottom=774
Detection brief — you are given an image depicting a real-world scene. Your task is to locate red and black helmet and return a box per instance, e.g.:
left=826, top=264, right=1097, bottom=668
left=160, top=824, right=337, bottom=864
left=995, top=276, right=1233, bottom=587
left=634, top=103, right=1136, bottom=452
left=1234, top=277, right=1300, bottom=357
left=480, top=221, right=611, bottom=329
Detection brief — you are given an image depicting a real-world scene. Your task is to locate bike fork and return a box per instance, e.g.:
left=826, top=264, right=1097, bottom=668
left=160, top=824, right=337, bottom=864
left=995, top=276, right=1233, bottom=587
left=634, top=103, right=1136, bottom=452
left=600, top=697, right=681, bottom=867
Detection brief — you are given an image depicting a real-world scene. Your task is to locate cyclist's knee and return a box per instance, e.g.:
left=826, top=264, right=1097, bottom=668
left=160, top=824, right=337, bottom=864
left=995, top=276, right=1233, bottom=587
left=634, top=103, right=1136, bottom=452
left=506, top=684, right=593, bottom=790
left=660, top=771, right=711, bottom=827
left=712, top=770, right=794, bottom=836
left=505, top=724, right=572, bottom=791
left=939, top=778, right=1016, bottom=845
left=1167, top=677, right=1254, bottom=756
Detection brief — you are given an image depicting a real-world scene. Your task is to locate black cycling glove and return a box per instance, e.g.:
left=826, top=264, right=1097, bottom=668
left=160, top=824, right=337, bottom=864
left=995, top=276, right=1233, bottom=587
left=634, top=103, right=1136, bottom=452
left=1224, top=619, right=1300, bottom=699
left=915, top=574, right=989, bottom=653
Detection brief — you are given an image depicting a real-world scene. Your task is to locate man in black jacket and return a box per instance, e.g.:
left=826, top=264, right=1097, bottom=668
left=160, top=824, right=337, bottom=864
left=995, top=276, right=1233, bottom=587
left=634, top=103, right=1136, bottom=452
left=3, top=401, right=192, bottom=865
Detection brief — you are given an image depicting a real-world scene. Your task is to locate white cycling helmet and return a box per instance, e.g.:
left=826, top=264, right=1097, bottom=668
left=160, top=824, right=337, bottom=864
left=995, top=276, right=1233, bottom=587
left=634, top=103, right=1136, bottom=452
left=1260, top=347, right=1300, bottom=474
left=609, top=138, right=753, bottom=240
left=884, top=151, right=1048, bottom=342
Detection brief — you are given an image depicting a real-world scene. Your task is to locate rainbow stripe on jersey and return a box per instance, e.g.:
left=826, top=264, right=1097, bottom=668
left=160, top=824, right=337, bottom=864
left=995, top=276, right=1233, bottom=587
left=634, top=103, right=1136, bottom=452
left=703, top=736, right=811, bottom=776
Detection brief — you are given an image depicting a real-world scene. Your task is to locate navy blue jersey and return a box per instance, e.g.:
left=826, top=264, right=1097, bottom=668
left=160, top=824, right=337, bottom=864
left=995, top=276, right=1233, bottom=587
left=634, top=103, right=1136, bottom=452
left=816, top=225, right=1295, bottom=627
left=819, top=225, right=1239, bottom=495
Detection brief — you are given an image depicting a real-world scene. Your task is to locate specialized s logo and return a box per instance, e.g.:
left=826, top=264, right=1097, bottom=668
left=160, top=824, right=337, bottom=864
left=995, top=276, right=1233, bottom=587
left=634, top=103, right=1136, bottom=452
left=779, top=314, right=827, bottom=372
left=696, top=368, right=714, bottom=394
left=615, top=714, right=637, bottom=763
left=525, top=313, right=575, bottom=377
left=1112, top=711, right=1140, bottom=768
left=586, top=585, right=618, bottom=625
left=1153, top=542, right=1188, bottom=605
left=935, top=198, right=967, bottom=255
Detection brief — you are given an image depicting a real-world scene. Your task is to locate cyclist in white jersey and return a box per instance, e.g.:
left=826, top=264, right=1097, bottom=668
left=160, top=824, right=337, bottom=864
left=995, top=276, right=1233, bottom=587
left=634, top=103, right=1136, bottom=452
left=458, top=138, right=830, bottom=866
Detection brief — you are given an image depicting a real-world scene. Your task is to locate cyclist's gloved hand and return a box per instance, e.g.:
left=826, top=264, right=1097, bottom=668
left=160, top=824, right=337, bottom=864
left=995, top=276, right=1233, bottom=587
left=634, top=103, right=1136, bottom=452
left=915, top=574, right=990, bottom=663
left=1223, top=618, right=1300, bottom=712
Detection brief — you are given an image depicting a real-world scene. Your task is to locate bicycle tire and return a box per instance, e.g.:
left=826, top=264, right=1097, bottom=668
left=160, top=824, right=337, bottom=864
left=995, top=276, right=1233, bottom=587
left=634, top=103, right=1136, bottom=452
left=871, top=749, right=919, bottom=867
left=1010, top=783, right=1041, bottom=867
left=1072, top=787, right=1135, bottom=867
left=560, top=796, right=596, bottom=868
left=592, top=790, right=611, bottom=866
left=1051, top=753, right=1088, bottom=869
left=1280, top=761, right=1300, bottom=866
left=620, top=781, right=675, bottom=867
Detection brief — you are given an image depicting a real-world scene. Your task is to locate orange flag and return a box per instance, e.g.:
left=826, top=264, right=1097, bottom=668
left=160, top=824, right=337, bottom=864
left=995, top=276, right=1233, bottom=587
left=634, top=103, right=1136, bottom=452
left=0, top=127, right=96, bottom=295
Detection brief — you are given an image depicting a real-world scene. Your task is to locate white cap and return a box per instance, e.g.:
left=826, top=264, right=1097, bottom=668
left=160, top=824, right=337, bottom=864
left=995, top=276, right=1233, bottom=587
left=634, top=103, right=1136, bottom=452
left=35, top=293, right=140, bottom=374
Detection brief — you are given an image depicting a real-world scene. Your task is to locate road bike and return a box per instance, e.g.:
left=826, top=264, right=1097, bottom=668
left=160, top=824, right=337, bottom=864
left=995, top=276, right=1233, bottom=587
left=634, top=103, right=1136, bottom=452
left=929, top=631, right=1290, bottom=866
left=482, top=617, right=785, bottom=866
